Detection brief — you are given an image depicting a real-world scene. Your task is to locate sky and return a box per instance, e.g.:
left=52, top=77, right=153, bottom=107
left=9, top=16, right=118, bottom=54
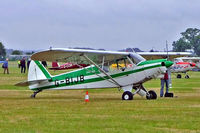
left=0, top=0, right=200, bottom=51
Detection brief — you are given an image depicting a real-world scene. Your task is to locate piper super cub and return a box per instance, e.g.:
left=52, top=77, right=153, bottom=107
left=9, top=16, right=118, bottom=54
left=16, top=48, right=173, bottom=100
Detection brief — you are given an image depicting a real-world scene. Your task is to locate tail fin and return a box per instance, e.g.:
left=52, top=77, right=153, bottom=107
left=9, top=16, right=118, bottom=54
left=28, top=61, right=52, bottom=81
left=52, top=62, right=60, bottom=68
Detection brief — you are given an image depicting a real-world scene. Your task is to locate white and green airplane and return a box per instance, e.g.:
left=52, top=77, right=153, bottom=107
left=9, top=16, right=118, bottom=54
left=16, top=48, right=174, bottom=100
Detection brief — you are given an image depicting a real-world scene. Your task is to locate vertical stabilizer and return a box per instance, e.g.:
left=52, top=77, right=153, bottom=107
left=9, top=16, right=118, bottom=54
left=28, top=61, right=51, bottom=81
left=52, top=62, right=60, bottom=67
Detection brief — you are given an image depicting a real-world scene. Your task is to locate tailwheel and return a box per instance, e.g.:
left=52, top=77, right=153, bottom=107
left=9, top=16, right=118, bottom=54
left=177, top=74, right=182, bottom=78
left=122, top=91, right=133, bottom=100
left=146, top=90, right=157, bottom=100
left=30, top=90, right=42, bottom=98
left=31, top=94, right=36, bottom=98
left=185, top=75, right=190, bottom=79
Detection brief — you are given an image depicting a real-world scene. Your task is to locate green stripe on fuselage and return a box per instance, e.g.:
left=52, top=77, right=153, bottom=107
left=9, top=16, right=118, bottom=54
left=138, top=59, right=167, bottom=66
left=51, top=66, right=100, bottom=81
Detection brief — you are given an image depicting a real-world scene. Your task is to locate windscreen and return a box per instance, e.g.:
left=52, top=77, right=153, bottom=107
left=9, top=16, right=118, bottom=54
left=129, top=53, right=146, bottom=64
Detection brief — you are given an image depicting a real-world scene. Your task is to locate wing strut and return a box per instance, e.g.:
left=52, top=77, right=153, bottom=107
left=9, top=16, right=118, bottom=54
left=82, top=54, right=122, bottom=89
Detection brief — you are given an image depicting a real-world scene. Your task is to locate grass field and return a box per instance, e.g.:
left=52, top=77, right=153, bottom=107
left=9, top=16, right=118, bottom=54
left=0, top=61, right=200, bottom=133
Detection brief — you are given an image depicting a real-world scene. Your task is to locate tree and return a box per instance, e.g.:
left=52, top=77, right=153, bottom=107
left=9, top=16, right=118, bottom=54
left=172, top=28, right=200, bottom=55
left=25, top=51, right=35, bottom=55
left=0, top=42, right=6, bottom=60
left=172, top=39, right=191, bottom=52
left=12, top=50, right=22, bottom=55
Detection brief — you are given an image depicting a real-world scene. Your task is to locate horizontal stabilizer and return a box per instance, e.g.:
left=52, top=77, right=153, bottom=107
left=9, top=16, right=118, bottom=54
left=15, top=79, right=49, bottom=86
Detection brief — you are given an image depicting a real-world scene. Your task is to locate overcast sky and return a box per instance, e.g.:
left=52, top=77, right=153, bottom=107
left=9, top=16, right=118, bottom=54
left=0, top=0, right=200, bottom=51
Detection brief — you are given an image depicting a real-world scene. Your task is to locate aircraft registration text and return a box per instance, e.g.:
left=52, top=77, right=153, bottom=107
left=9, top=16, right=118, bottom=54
left=55, top=75, right=85, bottom=86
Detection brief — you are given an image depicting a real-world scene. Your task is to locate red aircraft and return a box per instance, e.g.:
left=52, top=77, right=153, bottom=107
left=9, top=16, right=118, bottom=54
left=170, top=61, right=196, bottom=78
left=49, top=62, right=90, bottom=70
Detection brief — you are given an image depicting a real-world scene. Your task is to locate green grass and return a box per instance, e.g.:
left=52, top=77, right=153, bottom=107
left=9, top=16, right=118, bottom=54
left=0, top=61, right=200, bottom=133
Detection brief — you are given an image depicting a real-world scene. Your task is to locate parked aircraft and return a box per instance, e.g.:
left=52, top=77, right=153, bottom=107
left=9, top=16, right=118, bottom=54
left=175, top=57, right=200, bottom=69
left=15, top=48, right=174, bottom=100
left=170, top=60, right=196, bottom=78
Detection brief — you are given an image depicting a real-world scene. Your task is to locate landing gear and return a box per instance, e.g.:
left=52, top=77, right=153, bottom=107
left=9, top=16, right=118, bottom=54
left=122, top=91, right=133, bottom=100
left=185, top=75, right=190, bottom=79
left=31, top=90, right=42, bottom=98
left=121, top=84, right=157, bottom=100
left=177, top=74, right=182, bottom=78
left=146, top=90, right=157, bottom=100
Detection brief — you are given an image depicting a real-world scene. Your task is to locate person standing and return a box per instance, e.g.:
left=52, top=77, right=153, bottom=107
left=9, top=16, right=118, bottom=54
left=20, top=57, right=26, bottom=73
left=42, top=61, right=47, bottom=67
left=18, top=60, right=21, bottom=68
left=160, top=70, right=169, bottom=97
left=0, top=58, right=9, bottom=74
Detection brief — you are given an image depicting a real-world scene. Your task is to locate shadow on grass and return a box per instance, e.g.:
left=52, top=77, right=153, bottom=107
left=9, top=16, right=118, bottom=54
left=2, top=95, right=148, bottom=102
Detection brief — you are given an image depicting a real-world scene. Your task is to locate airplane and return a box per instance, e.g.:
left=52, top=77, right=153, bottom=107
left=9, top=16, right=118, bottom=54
left=175, top=57, right=200, bottom=69
left=170, top=59, right=196, bottom=79
left=15, top=48, right=174, bottom=100
left=49, top=62, right=90, bottom=70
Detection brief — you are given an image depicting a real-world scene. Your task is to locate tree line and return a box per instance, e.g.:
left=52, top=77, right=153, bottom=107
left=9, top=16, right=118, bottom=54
left=0, top=42, right=34, bottom=60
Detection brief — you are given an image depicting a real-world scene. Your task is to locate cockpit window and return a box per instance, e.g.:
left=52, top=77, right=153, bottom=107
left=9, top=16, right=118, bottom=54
left=129, top=53, right=146, bottom=64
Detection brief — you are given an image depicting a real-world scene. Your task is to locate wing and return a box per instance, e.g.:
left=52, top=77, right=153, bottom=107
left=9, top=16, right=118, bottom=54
left=176, top=57, right=200, bottom=62
left=137, top=52, right=192, bottom=60
left=31, top=48, right=129, bottom=64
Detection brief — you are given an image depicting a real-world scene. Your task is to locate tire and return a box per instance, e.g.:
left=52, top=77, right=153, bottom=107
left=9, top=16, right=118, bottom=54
left=146, top=90, right=157, bottom=100
left=177, top=74, right=182, bottom=79
left=122, top=91, right=133, bottom=100
left=185, top=75, right=190, bottom=79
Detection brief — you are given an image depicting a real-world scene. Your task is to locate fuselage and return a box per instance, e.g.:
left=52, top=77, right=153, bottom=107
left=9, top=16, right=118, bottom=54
left=29, top=59, right=173, bottom=91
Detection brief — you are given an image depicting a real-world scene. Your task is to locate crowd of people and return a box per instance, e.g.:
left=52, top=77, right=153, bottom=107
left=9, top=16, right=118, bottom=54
left=17, top=57, right=32, bottom=73
left=0, top=57, right=32, bottom=74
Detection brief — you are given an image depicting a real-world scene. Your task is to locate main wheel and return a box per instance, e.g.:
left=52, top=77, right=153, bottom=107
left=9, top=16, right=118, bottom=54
left=146, top=90, right=157, bottom=100
left=177, top=74, right=182, bottom=78
left=185, top=75, right=190, bottom=79
left=122, top=91, right=133, bottom=100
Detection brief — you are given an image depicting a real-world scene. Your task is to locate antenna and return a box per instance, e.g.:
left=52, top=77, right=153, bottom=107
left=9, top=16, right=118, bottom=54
left=166, top=40, right=169, bottom=60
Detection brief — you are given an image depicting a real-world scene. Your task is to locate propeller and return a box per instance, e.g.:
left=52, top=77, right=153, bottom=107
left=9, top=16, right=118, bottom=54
left=166, top=41, right=172, bottom=88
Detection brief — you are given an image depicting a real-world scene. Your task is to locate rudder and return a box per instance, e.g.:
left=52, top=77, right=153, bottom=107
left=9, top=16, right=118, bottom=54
left=28, top=61, right=51, bottom=81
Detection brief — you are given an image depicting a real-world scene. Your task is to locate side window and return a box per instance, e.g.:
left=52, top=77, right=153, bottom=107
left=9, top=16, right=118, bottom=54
left=99, top=62, right=110, bottom=73
left=116, top=58, right=127, bottom=71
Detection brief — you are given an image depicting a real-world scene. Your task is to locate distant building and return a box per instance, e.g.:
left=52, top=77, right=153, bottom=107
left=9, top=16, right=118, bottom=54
left=119, top=48, right=143, bottom=52
left=7, top=55, right=31, bottom=61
